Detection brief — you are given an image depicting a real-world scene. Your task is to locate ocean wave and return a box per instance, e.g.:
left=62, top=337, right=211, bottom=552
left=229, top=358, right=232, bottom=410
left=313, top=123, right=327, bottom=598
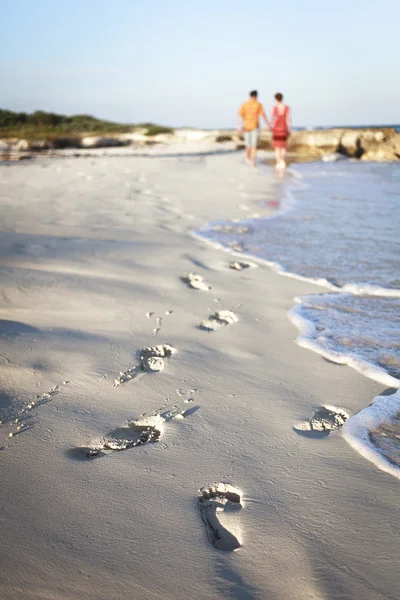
left=342, top=389, right=400, bottom=480
left=289, top=297, right=400, bottom=388
left=194, top=160, right=400, bottom=479
left=193, top=229, right=400, bottom=299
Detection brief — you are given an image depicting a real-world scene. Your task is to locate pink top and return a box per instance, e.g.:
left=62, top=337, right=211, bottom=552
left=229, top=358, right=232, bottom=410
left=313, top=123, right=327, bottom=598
left=271, top=105, right=289, bottom=137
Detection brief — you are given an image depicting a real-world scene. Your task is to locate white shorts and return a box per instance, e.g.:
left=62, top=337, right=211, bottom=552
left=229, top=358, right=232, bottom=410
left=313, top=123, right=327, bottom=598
left=243, top=128, right=259, bottom=148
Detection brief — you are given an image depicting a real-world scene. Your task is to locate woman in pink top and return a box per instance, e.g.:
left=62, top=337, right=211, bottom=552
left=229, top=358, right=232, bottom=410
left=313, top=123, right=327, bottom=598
left=270, top=93, right=291, bottom=169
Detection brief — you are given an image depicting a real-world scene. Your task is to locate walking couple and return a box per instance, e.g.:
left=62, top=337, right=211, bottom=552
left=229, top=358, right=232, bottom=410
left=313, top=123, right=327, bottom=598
left=238, top=90, right=291, bottom=169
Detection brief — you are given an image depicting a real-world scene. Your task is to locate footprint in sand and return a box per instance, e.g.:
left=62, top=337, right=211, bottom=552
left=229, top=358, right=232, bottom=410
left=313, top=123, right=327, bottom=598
left=140, top=344, right=175, bottom=370
left=293, top=405, right=349, bottom=438
left=181, top=273, right=211, bottom=291
left=198, top=483, right=242, bottom=551
left=0, top=385, right=62, bottom=444
left=229, top=261, right=257, bottom=271
left=113, top=344, right=176, bottom=387
left=71, top=415, right=164, bottom=459
left=200, top=310, right=238, bottom=331
left=70, top=405, right=200, bottom=459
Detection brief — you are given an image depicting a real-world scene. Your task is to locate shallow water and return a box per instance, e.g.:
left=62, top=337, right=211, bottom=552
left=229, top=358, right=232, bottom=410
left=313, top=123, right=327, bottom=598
left=197, top=160, right=400, bottom=386
left=196, top=158, right=400, bottom=475
left=292, top=293, right=400, bottom=385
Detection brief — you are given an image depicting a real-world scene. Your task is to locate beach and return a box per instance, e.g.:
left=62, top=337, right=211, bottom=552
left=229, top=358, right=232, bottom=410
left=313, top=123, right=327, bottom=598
left=0, top=145, right=399, bottom=600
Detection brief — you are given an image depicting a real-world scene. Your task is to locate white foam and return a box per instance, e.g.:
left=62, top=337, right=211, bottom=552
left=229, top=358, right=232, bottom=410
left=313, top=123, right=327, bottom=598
left=342, top=389, right=400, bottom=480
left=322, top=153, right=348, bottom=163
left=193, top=229, right=400, bottom=299
left=289, top=302, right=400, bottom=389
left=340, top=282, right=400, bottom=298
left=195, top=160, right=400, bottom=299
left=193, top=162, right=400, bottom=401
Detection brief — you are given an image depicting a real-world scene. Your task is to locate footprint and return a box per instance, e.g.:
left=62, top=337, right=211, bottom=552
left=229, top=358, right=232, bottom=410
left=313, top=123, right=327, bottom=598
left=158, top=404, right=200, bottom=421
left=181, top=273, right=211, bottom=291
left=113, top=365, right=141, bottom=386
left=71, top=415, right=164, bottom=459
left=200, top=310, right=238, bottom=331
left=0, top=385, right=61, bottom=435
left=140, top=344, right=175, bottom=369
left=229, top=261, right=257, bottom=271
left=198, top=483, right=242, bottom=551
left=114, top=344, right=176, bottom=387
left=71, top=403, right=199, bottom=460
left=293, top=405, right=349, bottom=438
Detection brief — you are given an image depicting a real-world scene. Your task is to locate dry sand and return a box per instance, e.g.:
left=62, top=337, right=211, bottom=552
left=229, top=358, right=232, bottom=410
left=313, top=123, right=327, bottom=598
left=0, top=145, right=398, bottom=600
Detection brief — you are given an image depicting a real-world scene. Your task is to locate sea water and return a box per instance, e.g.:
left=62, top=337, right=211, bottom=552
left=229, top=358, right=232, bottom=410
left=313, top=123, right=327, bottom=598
left=196, top=159, right=400, bottom=476
left=197, top=160, right=400, bottom=385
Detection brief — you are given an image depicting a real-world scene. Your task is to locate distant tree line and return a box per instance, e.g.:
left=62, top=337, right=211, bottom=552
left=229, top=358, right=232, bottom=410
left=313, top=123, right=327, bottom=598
left=0, top=109, right=174, bottom=138
left=0, top=109, right=134, bottom=133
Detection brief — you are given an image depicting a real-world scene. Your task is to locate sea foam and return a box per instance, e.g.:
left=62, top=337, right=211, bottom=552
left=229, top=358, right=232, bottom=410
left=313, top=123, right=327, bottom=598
left=195, top=159, right=400, bottom=479
left=342, top=389, right=400, bottom=480
left=289, top=294, right=400, bottom=387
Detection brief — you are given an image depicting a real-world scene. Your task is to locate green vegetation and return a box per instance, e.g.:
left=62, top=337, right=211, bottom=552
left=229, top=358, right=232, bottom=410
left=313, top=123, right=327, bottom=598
left=144, top=125, right=174, bottom=136
left=138, top=122, right=159, bottom=129
left=0, top=109, right=134, bottom=140
left=0, top=109, right=176, bottom=149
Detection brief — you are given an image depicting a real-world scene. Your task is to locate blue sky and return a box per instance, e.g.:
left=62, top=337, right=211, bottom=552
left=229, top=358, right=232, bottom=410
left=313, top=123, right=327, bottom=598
left=1, top=0, right=399, bottom=128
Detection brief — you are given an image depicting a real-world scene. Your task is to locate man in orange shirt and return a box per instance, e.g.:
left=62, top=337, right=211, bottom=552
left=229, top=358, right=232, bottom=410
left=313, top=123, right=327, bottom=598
left=238, top=90, right=269, bottom=167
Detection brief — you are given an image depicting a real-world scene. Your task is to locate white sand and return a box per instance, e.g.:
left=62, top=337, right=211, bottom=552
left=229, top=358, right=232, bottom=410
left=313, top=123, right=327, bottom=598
left=0, top=146, right=399, bottom=600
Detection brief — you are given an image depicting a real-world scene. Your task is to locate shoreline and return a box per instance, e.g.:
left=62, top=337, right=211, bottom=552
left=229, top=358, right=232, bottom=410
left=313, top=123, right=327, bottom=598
left=0, top=148, right=398, bottom=599
left=193, top=231, right=400, bottom=390
left=192, top=161, right=399, bottom=479
left=1, top=124, right=400, bottom=162
left=192, top=161, right=400, bottom=393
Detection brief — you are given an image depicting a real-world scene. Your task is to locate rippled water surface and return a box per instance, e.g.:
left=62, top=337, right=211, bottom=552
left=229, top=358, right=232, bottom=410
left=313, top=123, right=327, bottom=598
left=197, top=160, right=400, bottom=384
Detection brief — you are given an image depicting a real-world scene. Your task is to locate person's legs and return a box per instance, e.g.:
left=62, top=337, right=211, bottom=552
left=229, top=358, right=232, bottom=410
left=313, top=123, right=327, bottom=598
left=249, top=129, right=259, bottom=167
left=243, top=131, right=251, bottom=164
left=243, top=130, right=259, bottom=166
left=275, top=147, right=286, bottom=169
left=274, top=147, right=280, bottom=167
left=281, top=147, right=287, bottom=167
left=250, top=146, right=257, bottom=166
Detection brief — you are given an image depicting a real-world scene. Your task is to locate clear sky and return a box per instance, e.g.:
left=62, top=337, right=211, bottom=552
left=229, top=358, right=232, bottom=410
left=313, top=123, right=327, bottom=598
left=1, top=0, right=399, bottom=128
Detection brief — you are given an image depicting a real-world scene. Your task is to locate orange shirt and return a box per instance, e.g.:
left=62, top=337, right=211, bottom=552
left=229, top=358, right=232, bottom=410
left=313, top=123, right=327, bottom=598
left=239, top=99, right=265, bottom=131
